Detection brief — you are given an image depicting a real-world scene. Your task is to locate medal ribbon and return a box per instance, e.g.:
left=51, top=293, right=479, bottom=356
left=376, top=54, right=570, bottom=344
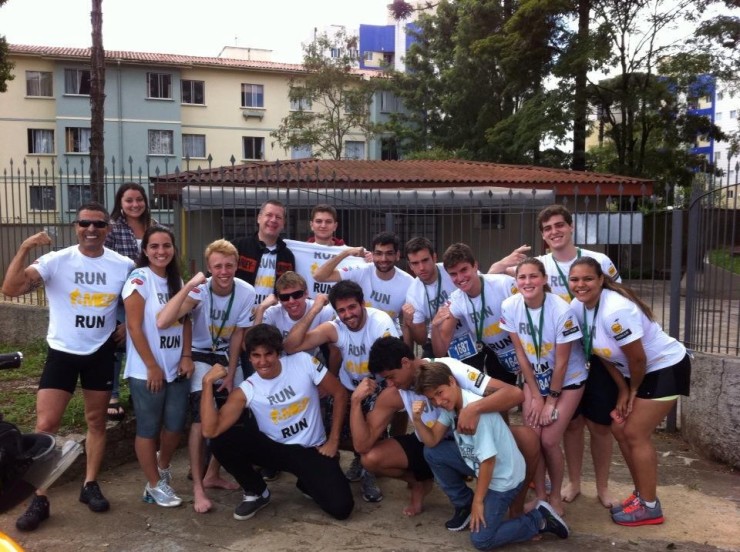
left=554, top=248, right=581, bottom=300
left=524, top=301, right=545, bottom=366
left=466, top=277, right=486, bottom=346
left=582, top=300, right=600, bottom=360
left=209, top=284, right=236, bottom=351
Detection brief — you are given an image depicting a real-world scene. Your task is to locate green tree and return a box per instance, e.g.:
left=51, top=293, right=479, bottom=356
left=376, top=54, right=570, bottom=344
left=0, top=0, right=15, bottom=93
left=271, top=28, right=382, bottom=160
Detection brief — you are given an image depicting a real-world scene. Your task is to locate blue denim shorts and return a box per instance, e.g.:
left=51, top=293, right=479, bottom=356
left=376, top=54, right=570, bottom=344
left=128, top=377, right=190, bottom=438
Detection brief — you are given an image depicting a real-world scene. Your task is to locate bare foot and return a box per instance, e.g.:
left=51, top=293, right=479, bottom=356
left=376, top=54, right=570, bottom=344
left=597, top=490, right=618, bottom=509
left=561, top=482, right=581, bottom=503
left=193, top=488, right=213, bottom=514
left=203, top=476, right=239, bottom=490
left=402, top=480, right=433, bottom=517
left=524, top=497, right=542, bottom=513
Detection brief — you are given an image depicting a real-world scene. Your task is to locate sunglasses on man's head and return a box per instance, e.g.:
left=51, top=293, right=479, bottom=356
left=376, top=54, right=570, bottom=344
left=278, top=290, right=305, bottom=302
left=75, top=219, right=109, bottom=229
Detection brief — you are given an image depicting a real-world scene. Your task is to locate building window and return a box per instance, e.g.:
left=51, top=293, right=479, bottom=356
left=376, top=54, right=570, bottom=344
left=717, top=91, right=724, bottom=101
left=67, top=185, right=91, bottom=212
left=291, top=145, right=312, bottom=159
left=26, top=71, right=53, bottom=97
left=182, top=134, right=206, bottom=158
left=290, top=96, right=312, bottom=111
left=148, top=130, right=174, bottom=155
left=65, top=127, right=91, bottom=153
left=242, top=137, right=265, bottom=160
left=181, top=80, right=205, bottom=105
left=64, top=69, right=91, bottom=95
left=715, top=112, right=722, bottom=121
left=380, top=91, right=398, bottom=113
left=728, top=189, right=734, bottom=199
left=27, top=129, right=54, bottom=154
left=241, top=84, right=264, bottom=108
left=344, top=141, right=365, bottom=160
left=381, top=137, right=399, bottom=161
left=731, top=110, right=738, bottom=119
left=29, top=186, right=56, bottom=210
left=716, top=151, right=721, bottom=161
left=147, top=72, right=172, bottom=99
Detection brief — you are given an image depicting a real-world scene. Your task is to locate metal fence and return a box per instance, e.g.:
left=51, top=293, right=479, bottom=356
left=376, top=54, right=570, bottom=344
left=1, top=157, right=738, bottom=356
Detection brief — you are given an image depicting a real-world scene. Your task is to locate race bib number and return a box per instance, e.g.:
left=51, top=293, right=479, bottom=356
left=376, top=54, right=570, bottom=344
left=533, top=364, right=553, bottom=396
left=496, top=348, right=520, bottom=374
left=448, top=334, right=477, bottom=361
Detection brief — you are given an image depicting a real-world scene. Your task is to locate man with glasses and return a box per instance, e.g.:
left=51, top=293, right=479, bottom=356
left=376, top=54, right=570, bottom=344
left=2, top=202, right=134, bottom=531
left=254, top=271, right=335, bottom=362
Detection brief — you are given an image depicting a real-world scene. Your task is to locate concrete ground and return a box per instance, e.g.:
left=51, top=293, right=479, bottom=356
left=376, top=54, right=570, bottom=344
left=2, top=423, right=738, bottom=552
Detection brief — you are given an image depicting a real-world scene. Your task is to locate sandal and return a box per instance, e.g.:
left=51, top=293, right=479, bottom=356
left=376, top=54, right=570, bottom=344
left=107, top=399, right=125, bottom=421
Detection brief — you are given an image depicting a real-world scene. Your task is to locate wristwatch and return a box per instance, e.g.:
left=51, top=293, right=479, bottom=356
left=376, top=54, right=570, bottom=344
left=548, top=390, right=562, bottom=399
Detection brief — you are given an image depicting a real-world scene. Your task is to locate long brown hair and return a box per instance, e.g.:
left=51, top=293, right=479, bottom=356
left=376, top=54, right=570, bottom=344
left=570, top=257, right=654, bottom=321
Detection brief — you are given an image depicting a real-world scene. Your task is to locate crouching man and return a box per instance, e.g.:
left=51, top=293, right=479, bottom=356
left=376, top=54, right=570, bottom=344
left=200, top=324, right=353, bottom=521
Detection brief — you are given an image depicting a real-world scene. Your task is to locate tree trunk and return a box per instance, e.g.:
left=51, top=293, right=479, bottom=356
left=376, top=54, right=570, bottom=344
left=89, top=0, right=105, bottom=203
left=571, top=0, right=590, bottom=171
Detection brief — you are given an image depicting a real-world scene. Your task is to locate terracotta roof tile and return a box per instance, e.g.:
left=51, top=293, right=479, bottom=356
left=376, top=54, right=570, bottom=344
left=152, top=159, right=653, bottom=196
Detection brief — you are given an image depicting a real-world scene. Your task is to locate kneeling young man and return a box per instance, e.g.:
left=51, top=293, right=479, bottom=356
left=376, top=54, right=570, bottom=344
left=200, top=324, right=353, bottom=521
left=413, top=362, right=569, bottom=550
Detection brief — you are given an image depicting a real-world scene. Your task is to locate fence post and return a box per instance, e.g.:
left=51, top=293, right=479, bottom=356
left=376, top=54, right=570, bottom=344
left=665, top=202, right=683, bottom=432
left=683, top=186, right=702, bottom=349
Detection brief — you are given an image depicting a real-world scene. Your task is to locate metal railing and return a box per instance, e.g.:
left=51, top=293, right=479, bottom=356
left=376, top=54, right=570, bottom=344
left=1, top=156, right=738, bottom=355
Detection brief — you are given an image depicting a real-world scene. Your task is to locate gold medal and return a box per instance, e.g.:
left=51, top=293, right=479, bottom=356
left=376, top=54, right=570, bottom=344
left=476, top=341, right=484, bottom=353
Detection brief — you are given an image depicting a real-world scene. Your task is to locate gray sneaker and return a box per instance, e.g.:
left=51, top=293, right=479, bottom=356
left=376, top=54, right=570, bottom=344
left=156, top=452, right=172, bottom=485
left=345, top=455, right=363, bottom=482
left=360, top=470, right=383, bottom=503
left=143, top=479, right=182, bottom=508
left=234, top=492, right=270, bottom=520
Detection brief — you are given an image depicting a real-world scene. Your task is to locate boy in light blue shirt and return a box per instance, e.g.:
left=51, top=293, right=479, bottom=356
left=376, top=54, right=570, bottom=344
left=411, top=362, right=569, bottom=550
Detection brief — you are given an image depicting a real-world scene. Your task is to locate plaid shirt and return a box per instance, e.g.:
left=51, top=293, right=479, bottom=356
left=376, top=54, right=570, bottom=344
left=105, top=217, right=160, bottom=261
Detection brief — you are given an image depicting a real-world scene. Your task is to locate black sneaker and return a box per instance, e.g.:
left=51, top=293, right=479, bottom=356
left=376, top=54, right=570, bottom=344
left=536, top=500, right=569, bottom=538
left=233, top=491, right=270, bottom=520
left=79, top=480, right=110, bottom=513
left=445, top=503, right=472, bottom=531
left=260, top=467, right=280, bottom=481
left=16, top=495, right=50, bottom=531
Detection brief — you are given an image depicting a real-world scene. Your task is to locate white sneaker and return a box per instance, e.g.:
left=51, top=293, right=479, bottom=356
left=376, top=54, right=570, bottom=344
left=143, top=479, right=182, bottom=508
left=156, top=451, right=172, bottom=485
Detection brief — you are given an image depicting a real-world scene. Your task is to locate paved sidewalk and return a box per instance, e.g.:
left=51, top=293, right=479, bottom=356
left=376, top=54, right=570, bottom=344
left=2, top=428, right=738, bottom=552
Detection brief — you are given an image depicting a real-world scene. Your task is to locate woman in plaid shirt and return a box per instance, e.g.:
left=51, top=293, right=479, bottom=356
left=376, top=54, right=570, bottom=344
left=105, top=182, right=161, bottom=420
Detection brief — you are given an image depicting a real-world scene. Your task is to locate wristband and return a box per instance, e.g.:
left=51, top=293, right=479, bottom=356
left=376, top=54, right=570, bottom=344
left=548, top=390, right=561, bottom=399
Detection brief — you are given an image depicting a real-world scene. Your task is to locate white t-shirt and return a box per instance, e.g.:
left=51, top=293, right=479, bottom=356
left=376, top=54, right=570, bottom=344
left=263, top=299, right=335, bottom=358
left=188, top=277, right=255, bottom=392
left=406, top=263, right=466, bottom=340
left=398, top=357, right=490, bottom=440
left=500, top=292, right=587, bottom=395
left=447, top=274, right=519, bottom=371
left=239, top=352, right=328, bottom=447
left=539, top=248, right=620, bottom=303
left=438, top=390, right=525, bottom=492
left=571, top=289, right=686, bottom=378
left=331, top=307, right=400, bottom=390
left=252, top=247, right=278, bottom=320
left=33, top=245, right=133, bottom=355
left=339, top=263, right=414, bottom=324
left=122, top=267, right=185, bottom=382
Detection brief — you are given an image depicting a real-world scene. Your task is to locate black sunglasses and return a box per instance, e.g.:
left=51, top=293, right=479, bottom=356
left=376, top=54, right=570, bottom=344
left=278, top=290, right=305, bottom=302
left=75, top=219, right=109, bottom=229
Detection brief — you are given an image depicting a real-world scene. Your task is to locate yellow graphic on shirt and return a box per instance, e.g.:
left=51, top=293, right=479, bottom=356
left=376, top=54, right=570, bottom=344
left=255, top=274, right=275, bottom=289
left=345, top=359, right=370, bottom=376
left=608, top=266, right=617, bottom=277
left=483, top=322, right=504, bottom=338
left=269, top=397, right=309, bottom=424
left=611, top=322, right=623, bottom=334
left=525, top=341, right=555, bottom=356
left=564, top=319, right=574, bottom=330
left=208, top=323, right=236, bottom=337
left=559, top=292, right=573, bottom=303
left=69, top=289, right=117, bottom=308
left=311, top=262, right=319, bottom=275
left=594, top=347, right=612, bottom=358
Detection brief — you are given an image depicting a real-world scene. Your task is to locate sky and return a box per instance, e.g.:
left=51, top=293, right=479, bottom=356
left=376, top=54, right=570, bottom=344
left=0, top=0, right=397, bottom=63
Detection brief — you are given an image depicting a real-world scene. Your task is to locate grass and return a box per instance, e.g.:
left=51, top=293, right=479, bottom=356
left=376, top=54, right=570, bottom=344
left=0, top=339, right=130, bottom=434
left=708, top=249, right=740, bottom=275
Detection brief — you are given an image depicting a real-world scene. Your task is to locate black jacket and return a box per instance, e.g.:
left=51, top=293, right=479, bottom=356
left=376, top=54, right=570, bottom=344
left=232, top=232, right=295, bottom=289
